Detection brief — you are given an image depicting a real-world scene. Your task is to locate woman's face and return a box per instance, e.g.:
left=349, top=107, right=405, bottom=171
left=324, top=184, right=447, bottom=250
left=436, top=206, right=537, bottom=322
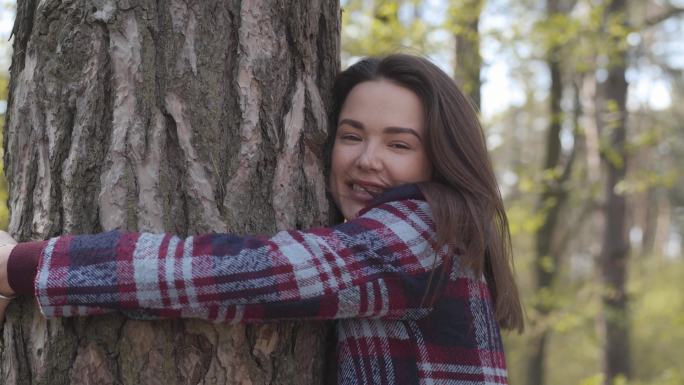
left=329, top=80, right=433, bottom=220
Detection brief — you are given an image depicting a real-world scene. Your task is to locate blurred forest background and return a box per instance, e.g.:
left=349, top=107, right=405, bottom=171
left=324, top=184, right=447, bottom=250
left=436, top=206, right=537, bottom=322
left=0, top=0, right=682, bottom=385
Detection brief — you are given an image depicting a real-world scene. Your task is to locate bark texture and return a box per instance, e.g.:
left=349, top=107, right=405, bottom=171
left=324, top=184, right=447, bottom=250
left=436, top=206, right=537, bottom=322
left=1, top=0, right=340, bottom=384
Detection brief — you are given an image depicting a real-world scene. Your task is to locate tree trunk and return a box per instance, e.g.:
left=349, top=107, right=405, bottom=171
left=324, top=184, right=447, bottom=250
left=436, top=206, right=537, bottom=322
left=598, top=0, right=631, bottom=382
left=526, top=1, right=582, bottom=384
left=639, top=187, right=658, bottom=257
left=527, top=42, right=564, bottom=385
left=1, top=1, right=340, bottom=384
left=451, top=0, right=482, bottom=111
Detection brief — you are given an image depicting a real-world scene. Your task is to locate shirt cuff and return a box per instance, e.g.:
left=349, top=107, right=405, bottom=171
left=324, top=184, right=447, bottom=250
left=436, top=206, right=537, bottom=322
left=8, top=240, right=47, bottom=295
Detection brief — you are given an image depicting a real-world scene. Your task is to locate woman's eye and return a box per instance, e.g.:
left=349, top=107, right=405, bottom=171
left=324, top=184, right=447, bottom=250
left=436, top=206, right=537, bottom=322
left=341, top=134, right=361, bottom=141
left=389, top=142, right=410, bottom=150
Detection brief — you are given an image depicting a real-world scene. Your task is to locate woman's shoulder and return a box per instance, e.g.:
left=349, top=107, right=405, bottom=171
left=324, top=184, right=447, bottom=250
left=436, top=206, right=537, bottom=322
left=347, top=184, right=434, bottom=236
left=337, top=185, right=437, bottom=261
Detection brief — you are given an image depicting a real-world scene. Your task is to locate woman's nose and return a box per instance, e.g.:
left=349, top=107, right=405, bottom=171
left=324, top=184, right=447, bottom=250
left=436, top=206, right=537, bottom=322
left=356, top=143, right=382, bottom=171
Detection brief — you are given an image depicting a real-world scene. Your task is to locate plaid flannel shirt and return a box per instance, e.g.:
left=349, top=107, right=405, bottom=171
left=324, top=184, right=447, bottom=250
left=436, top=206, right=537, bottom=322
left=34, top=185, right=508, bottom=385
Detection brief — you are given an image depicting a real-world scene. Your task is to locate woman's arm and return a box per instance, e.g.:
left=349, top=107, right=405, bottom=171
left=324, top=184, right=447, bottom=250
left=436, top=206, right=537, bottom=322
left=9, top=198, right=448, bottom=323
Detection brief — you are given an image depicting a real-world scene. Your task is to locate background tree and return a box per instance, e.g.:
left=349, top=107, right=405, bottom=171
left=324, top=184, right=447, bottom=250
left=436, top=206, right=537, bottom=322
left=596, top=0, right=631, bottom=382
left=478, top=1, right=684, bottom=384
left=0, top=1, right=339, bottom=384
left=449, top=0, right=483, bottom=110
left=526, top=1, right=581, bottom=384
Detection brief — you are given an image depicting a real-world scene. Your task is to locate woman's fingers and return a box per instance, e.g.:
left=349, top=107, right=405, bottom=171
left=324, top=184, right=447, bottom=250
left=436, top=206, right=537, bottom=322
left=0, top=230, right=17, bottom=245
left=0, top=232, right=17, bottom=297
left=0, top=231, right=18, bottom=327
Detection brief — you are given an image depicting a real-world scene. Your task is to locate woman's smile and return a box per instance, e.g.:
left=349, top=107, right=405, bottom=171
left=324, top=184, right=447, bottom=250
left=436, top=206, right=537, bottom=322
left=340, top=179, right=389, bottom=207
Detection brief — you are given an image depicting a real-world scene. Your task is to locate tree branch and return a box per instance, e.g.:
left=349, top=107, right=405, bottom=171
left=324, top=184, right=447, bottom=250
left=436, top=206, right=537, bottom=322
left=645, top=6, right=684, bottom=27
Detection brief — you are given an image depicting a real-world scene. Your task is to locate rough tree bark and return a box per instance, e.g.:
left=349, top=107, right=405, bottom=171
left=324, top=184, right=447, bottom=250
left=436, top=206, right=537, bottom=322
left=1, top=1, right=339, bottom=384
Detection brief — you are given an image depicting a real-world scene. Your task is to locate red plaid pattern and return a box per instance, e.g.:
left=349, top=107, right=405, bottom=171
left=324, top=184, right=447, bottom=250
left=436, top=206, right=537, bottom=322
left=34, top=185, right=508, bottom=384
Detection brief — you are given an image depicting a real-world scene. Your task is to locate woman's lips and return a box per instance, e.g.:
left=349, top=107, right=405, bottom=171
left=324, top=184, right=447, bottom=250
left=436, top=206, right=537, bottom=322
left=347, top=182, right=385, bottom=201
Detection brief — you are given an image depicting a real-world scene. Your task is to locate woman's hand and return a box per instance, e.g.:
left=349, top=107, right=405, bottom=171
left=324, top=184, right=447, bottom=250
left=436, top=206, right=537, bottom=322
left=0, top=230, right=18, bottom=326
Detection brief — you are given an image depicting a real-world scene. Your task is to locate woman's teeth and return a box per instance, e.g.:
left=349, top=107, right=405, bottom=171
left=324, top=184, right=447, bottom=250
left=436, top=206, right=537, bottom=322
left=352, top=184, right=383, bottom=197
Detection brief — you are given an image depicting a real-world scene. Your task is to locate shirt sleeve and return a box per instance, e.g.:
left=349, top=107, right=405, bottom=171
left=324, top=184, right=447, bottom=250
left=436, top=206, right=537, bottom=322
left=8, top=240, right=46, bottom=295
left=35, top=199, right=447, bottom=323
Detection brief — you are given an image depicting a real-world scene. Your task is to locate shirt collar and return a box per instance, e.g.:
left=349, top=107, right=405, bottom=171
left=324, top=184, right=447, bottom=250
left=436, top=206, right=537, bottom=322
left=357, top=183, right=426, bottom=217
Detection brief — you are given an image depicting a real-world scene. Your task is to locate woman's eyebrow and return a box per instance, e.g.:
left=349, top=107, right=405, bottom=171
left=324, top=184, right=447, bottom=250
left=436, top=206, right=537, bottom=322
left=338, top=118, right=364, bottom=129
left=338, top=118, right=423, bottom=142
left=383, top=126, right=423, bottom=141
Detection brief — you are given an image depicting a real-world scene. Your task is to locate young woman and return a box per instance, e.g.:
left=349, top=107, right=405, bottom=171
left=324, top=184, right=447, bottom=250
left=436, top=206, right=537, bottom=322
left=0, top=54, right=523, bottom=384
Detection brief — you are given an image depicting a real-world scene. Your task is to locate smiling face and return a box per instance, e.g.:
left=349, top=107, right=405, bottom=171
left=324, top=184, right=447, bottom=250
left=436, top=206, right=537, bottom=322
left=329, top=79, right=433, bottom=220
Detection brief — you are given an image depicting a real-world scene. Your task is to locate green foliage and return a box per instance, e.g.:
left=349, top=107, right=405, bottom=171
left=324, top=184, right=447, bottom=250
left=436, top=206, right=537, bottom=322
left=446, top=0, right=483, bottom=40
left=629, top=258, right=684, bottom=384
left=601, top=142, right=626, bottom=169
left=505, top=234, right=684, bottom=385
left=533, top=12, right=583, bottom=54
left=492, top=0, right=684, bottom=370
left=0, top=0, right=12, bottom=231
left=341, top=0, right=441, bottom=65
left=506, top=201, right=545, bottom=235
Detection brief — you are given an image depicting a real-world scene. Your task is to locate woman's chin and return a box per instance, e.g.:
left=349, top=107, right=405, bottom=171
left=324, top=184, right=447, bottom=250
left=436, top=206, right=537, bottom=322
left=340, top=202, right=364, bottom=220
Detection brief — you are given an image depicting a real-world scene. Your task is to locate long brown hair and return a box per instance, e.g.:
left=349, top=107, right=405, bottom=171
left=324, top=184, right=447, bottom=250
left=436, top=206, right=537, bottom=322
left=328, top=54, right=524, bottom=332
